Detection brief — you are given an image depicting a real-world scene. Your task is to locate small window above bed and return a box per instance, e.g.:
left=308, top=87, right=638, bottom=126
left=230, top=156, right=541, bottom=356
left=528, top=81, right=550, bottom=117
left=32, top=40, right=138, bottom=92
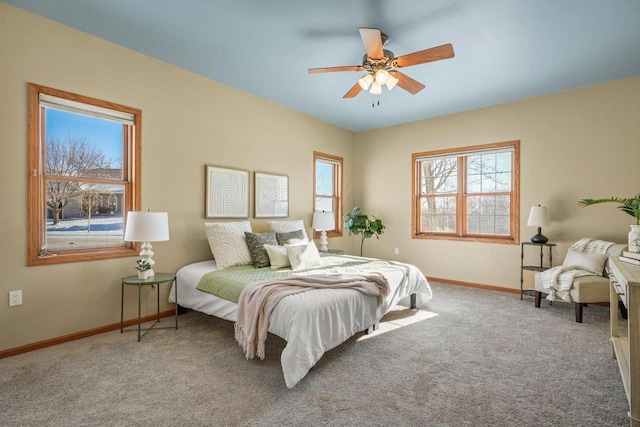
left=313, top=151, right=343, bottom=239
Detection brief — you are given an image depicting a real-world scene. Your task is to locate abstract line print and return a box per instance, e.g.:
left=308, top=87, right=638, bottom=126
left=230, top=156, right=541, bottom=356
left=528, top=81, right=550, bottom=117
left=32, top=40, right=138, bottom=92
left=205, top=165, right=249, bottom=218
left=255, top=172, right=288, bottom=218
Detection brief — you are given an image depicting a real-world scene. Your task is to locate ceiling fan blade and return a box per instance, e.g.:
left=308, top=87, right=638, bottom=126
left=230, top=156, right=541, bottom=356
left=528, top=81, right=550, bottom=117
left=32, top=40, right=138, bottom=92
left=359, top=27, right=384, bottom=59
left=395, top=43, right=455, bottom=68
left=393, top=71, right=426, bottom=94
left=308, top=65, right=362, bottom=74
left=343, top=82, right=363, bottom=98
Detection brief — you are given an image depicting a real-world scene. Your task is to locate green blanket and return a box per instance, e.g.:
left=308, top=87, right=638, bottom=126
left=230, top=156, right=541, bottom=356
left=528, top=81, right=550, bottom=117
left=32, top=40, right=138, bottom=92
left=196, top=254, right=397, bottom=303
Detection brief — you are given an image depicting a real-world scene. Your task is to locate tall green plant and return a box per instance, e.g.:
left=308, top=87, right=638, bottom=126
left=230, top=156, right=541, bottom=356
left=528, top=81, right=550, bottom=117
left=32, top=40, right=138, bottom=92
left=578, top=193, right=640, bottom=225
left=343, top=206, right=386, bottom=257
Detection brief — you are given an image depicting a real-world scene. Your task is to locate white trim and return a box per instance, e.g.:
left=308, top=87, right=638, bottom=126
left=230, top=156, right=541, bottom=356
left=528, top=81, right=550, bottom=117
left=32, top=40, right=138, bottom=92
left=415, top=146, right=514, bottom=162
left=40, top=94, right=134, bottom=125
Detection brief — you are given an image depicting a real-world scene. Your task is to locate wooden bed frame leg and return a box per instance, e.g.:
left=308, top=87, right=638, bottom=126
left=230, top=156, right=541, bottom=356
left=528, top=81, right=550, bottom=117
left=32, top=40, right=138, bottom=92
left=410, top=293, right=417, bottom=309
left=364, top=322, right=379, bottom=335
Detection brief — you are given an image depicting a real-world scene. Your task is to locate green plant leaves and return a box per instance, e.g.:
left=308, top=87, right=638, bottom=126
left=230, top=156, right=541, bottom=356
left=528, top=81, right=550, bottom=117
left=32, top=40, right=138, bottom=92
left=578, top=194, right=640, bottom=225
left=342, top=207, right=386, bottom=255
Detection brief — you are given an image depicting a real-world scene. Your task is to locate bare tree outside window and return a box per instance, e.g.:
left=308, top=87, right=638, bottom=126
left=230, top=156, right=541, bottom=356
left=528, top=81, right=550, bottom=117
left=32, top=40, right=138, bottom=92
left=46, top=136, right=109, bottom=225
left=412, top=141, right=520, bottom=244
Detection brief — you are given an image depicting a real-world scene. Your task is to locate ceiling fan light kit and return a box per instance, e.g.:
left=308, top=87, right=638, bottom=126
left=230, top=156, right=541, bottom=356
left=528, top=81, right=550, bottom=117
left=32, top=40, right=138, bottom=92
left=358, top=73, right=374, bottom=90
left=369, top=82, right=382, bottom=95
left=308, top=28, right=454, bottom=101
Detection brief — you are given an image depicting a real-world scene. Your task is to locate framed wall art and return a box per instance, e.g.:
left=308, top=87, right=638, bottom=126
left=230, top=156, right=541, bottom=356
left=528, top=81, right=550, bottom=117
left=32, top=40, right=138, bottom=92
left=254, top=171, right=289, bottom=218
left=205, top=165, right=249, bottom=218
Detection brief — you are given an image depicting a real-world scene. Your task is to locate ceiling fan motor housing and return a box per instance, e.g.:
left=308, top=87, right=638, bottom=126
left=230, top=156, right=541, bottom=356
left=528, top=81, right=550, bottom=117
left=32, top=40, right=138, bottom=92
left=362, top=49, right=396, bottom=72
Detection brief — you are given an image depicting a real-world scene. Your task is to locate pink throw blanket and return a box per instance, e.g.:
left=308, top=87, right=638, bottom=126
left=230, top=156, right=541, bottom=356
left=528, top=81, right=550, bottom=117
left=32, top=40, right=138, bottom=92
left=234, top=273, right=390, bottom=360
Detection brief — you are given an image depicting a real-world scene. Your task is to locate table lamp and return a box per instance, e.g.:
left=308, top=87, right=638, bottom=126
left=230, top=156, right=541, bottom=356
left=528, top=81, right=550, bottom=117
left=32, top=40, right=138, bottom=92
left=527, top=205, right=550, bottom=244
left=124, top=210, right=170, bottom=276
left=312, top=211, right=335, bottom=251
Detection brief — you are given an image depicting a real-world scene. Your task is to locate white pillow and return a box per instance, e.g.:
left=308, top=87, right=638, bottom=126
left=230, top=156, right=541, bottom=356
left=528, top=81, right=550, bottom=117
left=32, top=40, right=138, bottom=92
left=204, top=221, right=252, bottom=269
left=285, top=242, right=322, bottom=270
left=264, top=244, right=290, bottom=269
left=268, top=220, right=309, bottom=241
left=562, top=249, right=608, bottom=275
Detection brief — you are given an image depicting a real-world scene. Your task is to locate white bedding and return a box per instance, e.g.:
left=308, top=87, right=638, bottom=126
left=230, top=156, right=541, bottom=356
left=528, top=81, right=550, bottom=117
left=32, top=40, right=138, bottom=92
left=169, top=256, right=431, bottom=388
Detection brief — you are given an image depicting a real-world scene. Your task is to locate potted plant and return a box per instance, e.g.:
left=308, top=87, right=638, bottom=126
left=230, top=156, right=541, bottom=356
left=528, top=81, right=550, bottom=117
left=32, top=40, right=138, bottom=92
left=343, top=206, right=386, bottom=257
left=578, top=193, right=640, bottom=252
left=135, top=259, right=152, bottom=279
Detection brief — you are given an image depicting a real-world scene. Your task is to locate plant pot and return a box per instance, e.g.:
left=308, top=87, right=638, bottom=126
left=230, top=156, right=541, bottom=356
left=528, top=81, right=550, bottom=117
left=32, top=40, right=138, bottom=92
left=629, top=225, right=640, bottom=253
left=137, top=270, right=150, bottom=280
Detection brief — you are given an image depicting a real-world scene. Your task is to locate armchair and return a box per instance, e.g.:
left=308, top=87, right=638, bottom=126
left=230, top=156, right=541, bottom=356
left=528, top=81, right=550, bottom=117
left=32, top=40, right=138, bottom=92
left=534, top=243, right=627, bottom=322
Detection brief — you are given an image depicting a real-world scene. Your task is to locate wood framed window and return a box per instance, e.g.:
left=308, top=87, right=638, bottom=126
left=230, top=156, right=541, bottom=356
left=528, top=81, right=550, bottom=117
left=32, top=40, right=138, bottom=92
left=412, top=141, right=520, bottom=244
left=27, top=83, right=142, bottom=265
left=313, top=151, right=343, bottom=238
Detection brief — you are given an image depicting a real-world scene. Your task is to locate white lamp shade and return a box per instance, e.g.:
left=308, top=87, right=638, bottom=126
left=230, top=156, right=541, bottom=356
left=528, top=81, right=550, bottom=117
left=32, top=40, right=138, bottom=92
left=527, top=205, right=550, bottom=227
left=358, top=73, right=374, bottom=90
left=369, top=82, right=382, bottom=95
left=385, top=73, right=399, bottom=90
left=374, top=69, right=389, bottom=85
left=312, top=211, right=335, bottom=230
left=124, top=211, right=170, bottom=242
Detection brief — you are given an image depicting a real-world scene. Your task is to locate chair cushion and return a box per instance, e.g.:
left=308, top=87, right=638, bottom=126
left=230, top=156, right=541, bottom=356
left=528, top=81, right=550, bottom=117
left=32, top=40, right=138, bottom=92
left=535, top=267, right=611, bottom=303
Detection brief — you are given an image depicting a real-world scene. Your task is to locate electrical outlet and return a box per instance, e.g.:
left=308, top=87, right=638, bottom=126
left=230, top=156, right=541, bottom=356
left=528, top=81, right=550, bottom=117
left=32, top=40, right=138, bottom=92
left=394, top=248, right=400, bottom=255
left=9, top=290, right=22, bottom=307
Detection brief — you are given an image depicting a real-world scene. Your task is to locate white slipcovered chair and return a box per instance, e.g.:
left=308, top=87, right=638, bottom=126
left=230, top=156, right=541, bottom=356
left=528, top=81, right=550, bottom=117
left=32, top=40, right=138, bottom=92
left=534, top=242, right=627, bottom=323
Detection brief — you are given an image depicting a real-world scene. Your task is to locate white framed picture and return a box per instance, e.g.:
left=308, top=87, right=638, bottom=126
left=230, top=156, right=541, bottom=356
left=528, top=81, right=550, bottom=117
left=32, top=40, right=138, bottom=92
left=205, top=165, right=249, bottom=218
left=254, top=171, right=288, bottom=218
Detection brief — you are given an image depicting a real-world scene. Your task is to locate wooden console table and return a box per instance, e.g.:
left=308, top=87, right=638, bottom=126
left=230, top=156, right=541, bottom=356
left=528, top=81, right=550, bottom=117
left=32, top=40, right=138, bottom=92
left=609, top=256, right=640, bottom=426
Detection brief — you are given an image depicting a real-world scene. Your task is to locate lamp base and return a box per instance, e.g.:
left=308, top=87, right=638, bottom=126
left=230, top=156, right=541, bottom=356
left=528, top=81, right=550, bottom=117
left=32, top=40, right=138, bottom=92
left=140, top=241, right=156, bottom=277
left=319, top=230, right=328, bottom=252
left=530, top=228, right=548, bottom=244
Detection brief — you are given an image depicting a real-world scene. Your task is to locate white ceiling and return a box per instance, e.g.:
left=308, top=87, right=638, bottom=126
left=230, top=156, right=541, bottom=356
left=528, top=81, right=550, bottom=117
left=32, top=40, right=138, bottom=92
left=4, top=0, right=640, bottom=132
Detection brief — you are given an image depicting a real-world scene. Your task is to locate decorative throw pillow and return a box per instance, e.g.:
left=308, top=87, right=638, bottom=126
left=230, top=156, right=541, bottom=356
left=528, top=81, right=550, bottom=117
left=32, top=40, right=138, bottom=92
left=563, top=249, right=608, bottom=275
left=275, top=230, right=305, bottom=246
left=268, top=220, right=309, bottom=241
left=204, top=221, right=252, bottom=269
left=285, top=242, right=323, bottom=271
left=244, top=231, right=278, bottom=268
left=264, top=244, right=291, bottom=269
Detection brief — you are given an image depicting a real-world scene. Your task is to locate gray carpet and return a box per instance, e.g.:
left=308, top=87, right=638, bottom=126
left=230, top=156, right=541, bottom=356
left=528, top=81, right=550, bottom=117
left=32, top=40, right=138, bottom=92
left=0, top=282, right=629, bottom=427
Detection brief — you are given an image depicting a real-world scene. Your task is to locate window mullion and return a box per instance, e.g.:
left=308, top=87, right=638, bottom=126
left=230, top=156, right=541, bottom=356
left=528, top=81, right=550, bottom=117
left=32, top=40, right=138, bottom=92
left=458, top=156, right=465, bottom=237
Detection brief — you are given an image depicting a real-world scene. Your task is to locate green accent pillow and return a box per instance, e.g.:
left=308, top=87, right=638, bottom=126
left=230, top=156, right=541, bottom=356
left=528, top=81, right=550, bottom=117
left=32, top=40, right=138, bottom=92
left=244, top=231, right=278, bottom=268
left=276, top=230, right=305, bottom=246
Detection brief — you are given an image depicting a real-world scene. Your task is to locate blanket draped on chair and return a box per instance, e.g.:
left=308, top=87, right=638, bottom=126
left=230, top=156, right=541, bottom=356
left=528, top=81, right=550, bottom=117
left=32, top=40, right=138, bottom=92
left=540, top=238, right=614, bottom=302
left=234, top=273, right=390, bottom=360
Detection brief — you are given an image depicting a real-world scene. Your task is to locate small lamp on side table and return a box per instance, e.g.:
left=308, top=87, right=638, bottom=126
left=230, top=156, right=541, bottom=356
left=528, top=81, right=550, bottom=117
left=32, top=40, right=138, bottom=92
left=312, top=211, right=335, bottom=252
left=124, top=210, right=170, bottom=276
left=527, top=205, right=550, bottom=244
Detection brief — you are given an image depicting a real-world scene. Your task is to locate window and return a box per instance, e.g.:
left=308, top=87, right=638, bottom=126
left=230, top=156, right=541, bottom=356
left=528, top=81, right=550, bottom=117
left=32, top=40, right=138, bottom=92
left=27, top=83, right=141, bottom=265
left=313, top=152, right=343, bottom=238
left=412, top=141, right=520, bottom=244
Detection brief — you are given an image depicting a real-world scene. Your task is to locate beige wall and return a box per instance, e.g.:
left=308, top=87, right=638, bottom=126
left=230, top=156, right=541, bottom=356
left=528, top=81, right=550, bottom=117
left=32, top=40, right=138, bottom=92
left=0, top=4, right=354, bottom=351
left=354, top=76, right=640, bottom=288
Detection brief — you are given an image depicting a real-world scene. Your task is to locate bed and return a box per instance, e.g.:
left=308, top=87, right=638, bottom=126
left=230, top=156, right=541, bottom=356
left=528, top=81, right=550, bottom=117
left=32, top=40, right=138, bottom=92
left=168, top=252, right=432, bottom=388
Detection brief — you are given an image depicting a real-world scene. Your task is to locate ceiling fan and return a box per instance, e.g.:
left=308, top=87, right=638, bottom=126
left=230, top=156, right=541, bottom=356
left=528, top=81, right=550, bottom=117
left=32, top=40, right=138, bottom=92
left=308, top=28, right=454, bottom=99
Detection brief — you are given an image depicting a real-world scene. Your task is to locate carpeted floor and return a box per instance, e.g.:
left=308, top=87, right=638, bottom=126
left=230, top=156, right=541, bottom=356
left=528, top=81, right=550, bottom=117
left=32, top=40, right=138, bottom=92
left=0, top=282, right=629, bottom=426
